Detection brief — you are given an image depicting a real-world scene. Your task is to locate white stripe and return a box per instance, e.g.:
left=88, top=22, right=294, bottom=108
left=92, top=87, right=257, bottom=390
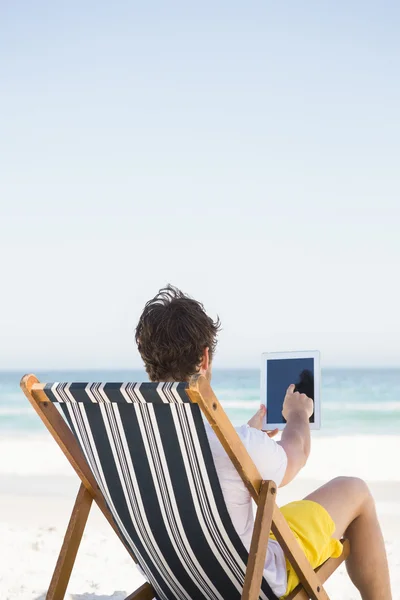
left=54, top=383, right=74, bottom=403
left=161, top=383, right=172, bottom=403
left=171, top=404, right=254, bottom=596
left=51, top=383, right=62, bottom=402
left=156, top=383, right=170, bottom=403
left=171, top=382, right=185, bottom=403
left=85, top=383, right=111, bottom=404
left=139, top=407, right=194, bottom=594
left=96, top=383, right=111, bottom=403
left=134, top=383, right=147, bottom=403
left=179, top=406, right=243, bottom=577
left=106, top=404, right=190, bottom=600
left=120, top=382, right=147, bottom=404
left=171, top=406, right=243, bottom=580
left=120, top=383, right=133, bottom=403
left=85, top=383, right=99, bottom=403
left=182, top=406, right=271, bottom=600
left=139, top=404, right=223, bottom=600
left=62, top=401, right=167, bottom=600
left=163, top=383, right=177, bottom=404
left=65, top=383, right=77, bottom=402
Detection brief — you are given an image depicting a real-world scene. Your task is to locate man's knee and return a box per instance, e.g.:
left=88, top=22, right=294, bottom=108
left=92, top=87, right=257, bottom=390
left=331, top=476, right=373, bottom=506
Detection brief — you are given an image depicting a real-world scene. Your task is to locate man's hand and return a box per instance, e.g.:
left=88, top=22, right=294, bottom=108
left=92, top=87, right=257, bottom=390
left=282, top=384, right=314, bottom=421
left=247, top=404, right=279, bottom=438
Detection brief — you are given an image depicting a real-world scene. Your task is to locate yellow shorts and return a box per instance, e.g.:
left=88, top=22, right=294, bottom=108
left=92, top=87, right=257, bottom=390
left=270, top=500, right=343, bottom=599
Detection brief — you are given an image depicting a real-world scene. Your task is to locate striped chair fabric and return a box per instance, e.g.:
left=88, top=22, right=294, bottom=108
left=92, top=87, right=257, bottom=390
left=43, top=381, right=278, bottom=600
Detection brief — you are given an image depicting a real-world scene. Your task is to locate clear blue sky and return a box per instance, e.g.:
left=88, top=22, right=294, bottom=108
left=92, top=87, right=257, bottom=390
left=1, top=1, right=399, bottom=369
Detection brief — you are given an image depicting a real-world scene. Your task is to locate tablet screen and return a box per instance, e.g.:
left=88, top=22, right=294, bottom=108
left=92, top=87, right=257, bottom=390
left=266, top=357, right=315, bottom=424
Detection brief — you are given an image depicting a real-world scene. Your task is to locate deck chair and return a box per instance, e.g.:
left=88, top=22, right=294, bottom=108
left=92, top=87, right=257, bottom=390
left=21, top=373, right=349, bottom=600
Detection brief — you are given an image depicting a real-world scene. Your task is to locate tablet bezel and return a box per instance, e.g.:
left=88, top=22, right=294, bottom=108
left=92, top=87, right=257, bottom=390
left=261, top=350, right=321, bottom=431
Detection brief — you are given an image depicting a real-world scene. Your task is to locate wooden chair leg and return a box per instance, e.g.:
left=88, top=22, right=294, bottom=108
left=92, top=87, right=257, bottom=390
left=125, top=582, right=155, bottom=600
left=242, top=480, right=276, bottom=600
left=286, top=539, right=350, bottom=600
left=272, top=508, right=330, bottom=600
left=47, top=483, right=93, bottom=600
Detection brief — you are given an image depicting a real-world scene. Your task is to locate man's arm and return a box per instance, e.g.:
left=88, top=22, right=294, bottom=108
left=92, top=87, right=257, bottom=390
left=277, top=384, right=313, bottom=487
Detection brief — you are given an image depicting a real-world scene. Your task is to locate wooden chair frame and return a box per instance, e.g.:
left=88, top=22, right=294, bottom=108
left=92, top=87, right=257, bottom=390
left=21, top=373, right=349, bottom=600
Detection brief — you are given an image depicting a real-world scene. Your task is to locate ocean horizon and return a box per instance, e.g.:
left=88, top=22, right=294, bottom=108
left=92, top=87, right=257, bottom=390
left=1, top=367, right=400, bottom=437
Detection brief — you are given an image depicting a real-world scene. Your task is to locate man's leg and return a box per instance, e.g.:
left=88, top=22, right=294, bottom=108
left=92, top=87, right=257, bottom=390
left=305, top=476, right=391, bottom=600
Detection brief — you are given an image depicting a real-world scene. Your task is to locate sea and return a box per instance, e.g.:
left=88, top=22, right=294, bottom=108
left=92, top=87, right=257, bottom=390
left=1, top=368, right=400, bottom=437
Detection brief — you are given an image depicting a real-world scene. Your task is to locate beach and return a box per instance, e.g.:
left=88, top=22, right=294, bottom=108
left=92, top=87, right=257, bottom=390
left=2, top=368, right=400, bottom=598
left=1, top=433, right=400, bottom=600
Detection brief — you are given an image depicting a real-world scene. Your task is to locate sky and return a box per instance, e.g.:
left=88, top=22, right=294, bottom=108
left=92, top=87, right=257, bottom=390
left=1, top=1, right=399, bottom=369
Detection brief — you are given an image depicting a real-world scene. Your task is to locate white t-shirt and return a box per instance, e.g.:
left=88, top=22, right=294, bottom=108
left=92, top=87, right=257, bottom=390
left=205, top=421, right=288, bottom=597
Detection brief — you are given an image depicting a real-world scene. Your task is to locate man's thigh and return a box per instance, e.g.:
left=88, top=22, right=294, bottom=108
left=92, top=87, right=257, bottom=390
left=304, top=476, right=370, bottom=539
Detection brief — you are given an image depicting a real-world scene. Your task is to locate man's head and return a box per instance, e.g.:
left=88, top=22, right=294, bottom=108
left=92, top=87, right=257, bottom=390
left=135, top=285, right=221, bottom=382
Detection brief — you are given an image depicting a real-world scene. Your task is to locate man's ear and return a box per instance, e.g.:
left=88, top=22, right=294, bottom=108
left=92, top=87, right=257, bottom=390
left=200, top=347, right=209, bottom=373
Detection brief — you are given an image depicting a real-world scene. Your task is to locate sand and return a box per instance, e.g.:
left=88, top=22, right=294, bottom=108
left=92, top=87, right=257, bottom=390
left=1, top=434, right=399, bottom=599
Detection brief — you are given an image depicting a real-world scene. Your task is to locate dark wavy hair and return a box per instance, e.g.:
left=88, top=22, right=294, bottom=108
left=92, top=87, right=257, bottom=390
left=135, top=285, right=221, bottom=382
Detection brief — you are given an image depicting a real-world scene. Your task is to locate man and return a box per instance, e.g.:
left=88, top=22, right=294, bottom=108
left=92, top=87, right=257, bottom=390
left=135, top=285, right=391, bottom=600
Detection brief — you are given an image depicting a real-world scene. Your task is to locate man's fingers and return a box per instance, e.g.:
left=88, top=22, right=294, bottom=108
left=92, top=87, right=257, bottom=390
left=286, top=384, right=295, bottom=395
left=247, top=405, right=266, bottom=429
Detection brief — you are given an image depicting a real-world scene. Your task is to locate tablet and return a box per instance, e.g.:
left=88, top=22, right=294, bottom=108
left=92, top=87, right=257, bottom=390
left=261, top=350, right=321, bottom=430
